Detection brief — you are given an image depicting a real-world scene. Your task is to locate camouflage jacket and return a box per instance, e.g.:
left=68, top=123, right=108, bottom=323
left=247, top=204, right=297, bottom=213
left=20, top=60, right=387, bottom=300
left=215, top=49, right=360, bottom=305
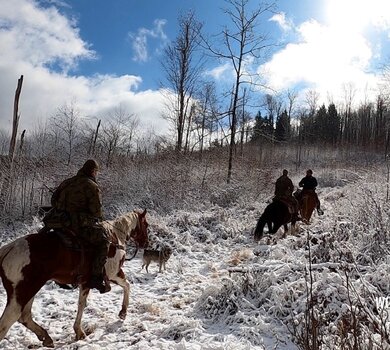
left=51, top=169, right=103, bottom=228
left=274, top=175, right=294, bottom=198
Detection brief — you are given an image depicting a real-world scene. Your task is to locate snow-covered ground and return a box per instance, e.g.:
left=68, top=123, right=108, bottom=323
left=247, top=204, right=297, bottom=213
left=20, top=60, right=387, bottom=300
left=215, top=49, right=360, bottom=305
left=0, top=168, right=389, bottom=349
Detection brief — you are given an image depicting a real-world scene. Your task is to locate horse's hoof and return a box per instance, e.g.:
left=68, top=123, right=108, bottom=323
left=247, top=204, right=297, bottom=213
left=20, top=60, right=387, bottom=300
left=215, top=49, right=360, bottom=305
left=119, top=310, right=127, bottom=320
left=75, top=331, right=86, bottom=341
left=42, top=338, right=54, bottom=348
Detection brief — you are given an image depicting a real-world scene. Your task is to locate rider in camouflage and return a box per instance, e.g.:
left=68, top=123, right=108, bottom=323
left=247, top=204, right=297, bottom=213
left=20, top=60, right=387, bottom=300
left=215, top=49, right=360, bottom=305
left=51, top=159, right=111, bottom=293
left=274, top=169, right=300, bottom=220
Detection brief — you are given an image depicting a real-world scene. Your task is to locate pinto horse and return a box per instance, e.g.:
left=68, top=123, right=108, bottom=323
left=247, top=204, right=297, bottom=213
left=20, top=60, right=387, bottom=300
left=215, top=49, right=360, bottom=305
left=254, top=200, right=297, bottom=241
left=0, top=210, right=149, bottom=347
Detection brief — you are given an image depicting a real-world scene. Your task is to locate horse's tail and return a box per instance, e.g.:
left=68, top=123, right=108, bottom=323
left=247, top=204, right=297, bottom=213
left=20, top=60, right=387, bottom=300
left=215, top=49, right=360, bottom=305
left=301, top=191, right=317, bottom=222
left=254, top=215, right=266, bottom=241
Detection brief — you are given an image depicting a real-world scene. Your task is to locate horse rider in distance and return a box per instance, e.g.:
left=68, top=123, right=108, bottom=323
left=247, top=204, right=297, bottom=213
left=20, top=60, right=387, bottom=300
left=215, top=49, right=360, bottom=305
left=298, top=169, right=324, bottom=216
left=273, top=169, right=300, bottom=221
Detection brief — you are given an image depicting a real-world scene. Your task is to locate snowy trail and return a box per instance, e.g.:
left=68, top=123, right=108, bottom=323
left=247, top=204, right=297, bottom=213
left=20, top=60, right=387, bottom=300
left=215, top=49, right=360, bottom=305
left=0, top=217, right=297, bottom=350
left=0, top=174, right=388, bottom=349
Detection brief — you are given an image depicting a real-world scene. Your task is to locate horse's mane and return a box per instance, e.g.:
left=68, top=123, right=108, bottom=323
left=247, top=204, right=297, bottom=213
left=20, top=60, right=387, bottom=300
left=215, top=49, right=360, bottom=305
left=102, top=211, right=138, bottom=245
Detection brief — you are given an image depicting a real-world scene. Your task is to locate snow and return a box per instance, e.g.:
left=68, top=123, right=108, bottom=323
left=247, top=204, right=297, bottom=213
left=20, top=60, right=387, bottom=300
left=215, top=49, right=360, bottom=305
left=0, top=169, right=389, bottom=349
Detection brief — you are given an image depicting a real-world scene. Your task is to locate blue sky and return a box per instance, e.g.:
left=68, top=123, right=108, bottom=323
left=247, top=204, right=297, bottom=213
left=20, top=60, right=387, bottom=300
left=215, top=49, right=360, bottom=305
left=1, top=0, right=390, bottom=135
left=61, top=0, right=321, bottom=90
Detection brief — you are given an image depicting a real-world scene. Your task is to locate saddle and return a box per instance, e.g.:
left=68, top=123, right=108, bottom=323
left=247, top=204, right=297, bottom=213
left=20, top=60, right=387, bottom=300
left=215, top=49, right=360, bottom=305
left=273, top=196, right=296, bottom=215
left=36, top=228, right=86, bottom=289
left=38, top=226, right=83, bottom=250
left=41, top=207, right=71, bottom=230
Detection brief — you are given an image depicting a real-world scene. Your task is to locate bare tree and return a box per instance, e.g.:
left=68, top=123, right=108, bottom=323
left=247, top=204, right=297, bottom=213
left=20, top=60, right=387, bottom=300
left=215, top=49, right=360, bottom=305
left=50, top=103, right=81, bottom=165
left=264, top=93, right=282, bottom=131
left=89, top=119, right=101, bottom=157
left=205, top=0, right=275, bottom=182
left=238, top=88, right=252, bottom=156
left=9, top=75, right=23, bottom=162
left=341, top=83, right=356, bottom=145
left=100, top=106, right=139, bottom=167
left=192, top=81, right=219, bottom=155
left=160, top=10, right=204, bottom=153
left=305, top=89, right=320, bottom=118
left=0, top=75, right=23, bottom=214
left=287, top=89, right=298, bottom=120
left=0, top=130, right=10, bottom=154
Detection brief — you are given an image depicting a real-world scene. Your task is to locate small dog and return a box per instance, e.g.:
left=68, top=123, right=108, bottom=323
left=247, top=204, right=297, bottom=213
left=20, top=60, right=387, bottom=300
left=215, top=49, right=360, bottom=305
left=141, top=246, right=172, bottom=273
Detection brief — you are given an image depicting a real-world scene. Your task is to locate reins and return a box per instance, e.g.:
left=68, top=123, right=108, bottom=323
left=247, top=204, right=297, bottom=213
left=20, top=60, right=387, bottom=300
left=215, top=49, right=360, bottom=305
left=104, top=219, right=139, bottom=261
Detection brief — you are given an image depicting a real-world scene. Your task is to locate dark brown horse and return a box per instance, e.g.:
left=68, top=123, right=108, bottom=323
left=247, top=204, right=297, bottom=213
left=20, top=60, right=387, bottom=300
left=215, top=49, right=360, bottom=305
left=297, top=190, right=317, bottom=223
left=254, top=201, right=297, bottom=241
left=0, top=210, right=149, bottom=347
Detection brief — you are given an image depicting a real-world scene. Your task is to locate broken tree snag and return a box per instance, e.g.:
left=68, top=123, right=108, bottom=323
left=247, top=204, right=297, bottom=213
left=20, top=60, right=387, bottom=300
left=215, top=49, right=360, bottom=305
left=9, top=75, right=24, bottom=162
left=90, top=119, right=101, bottom=156
left=19, top=129, right=26, bottom=157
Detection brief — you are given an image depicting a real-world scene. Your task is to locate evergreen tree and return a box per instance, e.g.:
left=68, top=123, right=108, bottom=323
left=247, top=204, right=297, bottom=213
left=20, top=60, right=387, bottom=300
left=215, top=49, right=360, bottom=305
left=314, top=104, right=327, bottom=142
left=275, top=109, right=290, bottom=141
left=327, top=103, right=340, bottom=145
left=251, top=111, right=273, bottom=142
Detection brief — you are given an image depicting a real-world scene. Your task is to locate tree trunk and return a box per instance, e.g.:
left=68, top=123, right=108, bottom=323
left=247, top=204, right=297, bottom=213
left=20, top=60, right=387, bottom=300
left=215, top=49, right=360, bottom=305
left=1, top=75, right=23, bottom=214
left=90, top=119, right=101, bottom=156
left=18, top=129, right=26, bottom=158
left=9, top=75, right=23, bottom=162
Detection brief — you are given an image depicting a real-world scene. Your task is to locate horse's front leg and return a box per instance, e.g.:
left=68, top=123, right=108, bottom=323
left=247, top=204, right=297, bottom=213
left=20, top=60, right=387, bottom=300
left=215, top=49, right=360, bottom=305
left=73, top=286, right=90, bottom=340
left=267, top=221, right=272, bottom=233
left=271, top=223, right=282, bottom=234
left=110, top=269, right=130, bottom=320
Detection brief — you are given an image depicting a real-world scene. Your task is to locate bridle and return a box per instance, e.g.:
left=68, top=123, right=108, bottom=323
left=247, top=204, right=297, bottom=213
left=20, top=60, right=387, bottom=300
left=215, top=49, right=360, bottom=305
left=104, top=219, right=140, bottom=261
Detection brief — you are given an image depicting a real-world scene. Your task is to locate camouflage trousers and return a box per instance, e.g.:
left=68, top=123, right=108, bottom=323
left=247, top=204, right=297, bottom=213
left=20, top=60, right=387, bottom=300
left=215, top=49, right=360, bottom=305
left=78, top=225, right=109, bottom=276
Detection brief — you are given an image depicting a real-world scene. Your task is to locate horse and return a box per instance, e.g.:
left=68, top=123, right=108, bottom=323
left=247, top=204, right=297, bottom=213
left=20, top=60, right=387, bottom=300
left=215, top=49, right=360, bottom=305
left=297, top=190, right=317, bottom=223
left=0, top=209, right=149, bottom=348
left=254, top=200, right=297, bottom=241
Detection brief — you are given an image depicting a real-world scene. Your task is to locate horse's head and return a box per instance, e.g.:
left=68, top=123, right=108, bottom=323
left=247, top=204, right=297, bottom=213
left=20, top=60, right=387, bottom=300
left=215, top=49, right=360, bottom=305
left=105, top=209, right=149, bottom=248
left=129, top=209, right=149, bottom=249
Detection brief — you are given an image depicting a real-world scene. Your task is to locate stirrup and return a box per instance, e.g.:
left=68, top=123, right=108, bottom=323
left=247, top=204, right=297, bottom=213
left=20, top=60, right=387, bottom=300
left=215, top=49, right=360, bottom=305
left=86, top=276, right=111, bottom=294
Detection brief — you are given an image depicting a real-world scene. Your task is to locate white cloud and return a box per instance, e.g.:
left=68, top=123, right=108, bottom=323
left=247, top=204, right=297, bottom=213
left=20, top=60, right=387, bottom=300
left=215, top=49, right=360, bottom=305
left=0, top=0, right=94, bottom=72
left=325, top=0, right=390, bottom=34
left=269, top=12, right=292, bottom=32
left=0, top=0, right=169, bottom=136
left=260, top=9, right=384, bottom=105
left=204, top=62, right=232, bottom=80
left=129, top=19, right=168, bottom=63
